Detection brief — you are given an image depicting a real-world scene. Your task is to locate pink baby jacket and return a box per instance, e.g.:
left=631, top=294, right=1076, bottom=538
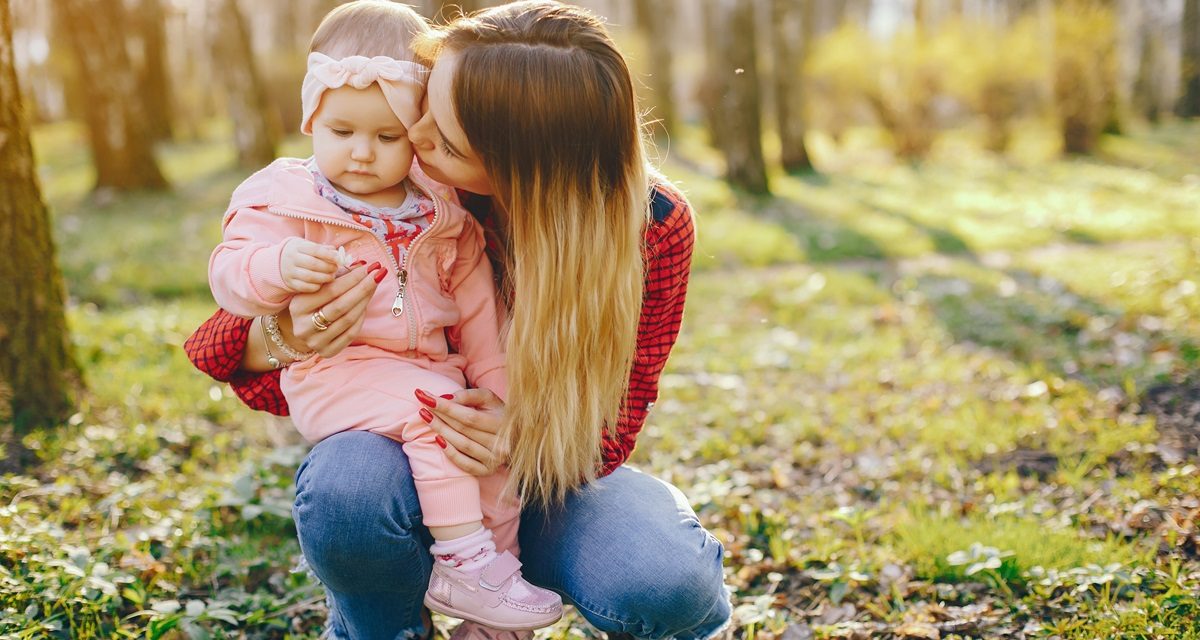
left=208, top=157, right=507, bottom=409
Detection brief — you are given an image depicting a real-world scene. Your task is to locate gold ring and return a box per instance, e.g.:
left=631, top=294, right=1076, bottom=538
left=312, top=309, right=332, bottom=331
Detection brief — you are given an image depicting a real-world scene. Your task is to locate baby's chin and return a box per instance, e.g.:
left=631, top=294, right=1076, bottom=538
left=334, top=176, right=409, bottom=205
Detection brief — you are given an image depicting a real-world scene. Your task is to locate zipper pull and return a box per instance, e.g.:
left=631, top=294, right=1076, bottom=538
left=391, top=269, right=408, bottom=317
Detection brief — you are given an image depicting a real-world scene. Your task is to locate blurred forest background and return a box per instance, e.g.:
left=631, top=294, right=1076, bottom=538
left=2, top=0, right=1200, bottom=638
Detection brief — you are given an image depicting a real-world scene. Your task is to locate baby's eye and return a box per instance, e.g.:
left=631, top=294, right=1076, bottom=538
left=379, top=134, right=401, bottom=143
left=331, top=128, right=352, bottom=137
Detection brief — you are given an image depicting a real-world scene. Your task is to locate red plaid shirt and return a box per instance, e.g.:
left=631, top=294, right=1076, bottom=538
left=184, top=182, right=695, bottom=476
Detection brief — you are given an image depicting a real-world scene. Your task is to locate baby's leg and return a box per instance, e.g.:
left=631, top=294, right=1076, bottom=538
left=365, top=368, right=486, bottom=540
left=289, top=355, right=561, bottom=627
left=285, top=352, right=486, bottom=536
left=478, top=469, right=521, bottom=556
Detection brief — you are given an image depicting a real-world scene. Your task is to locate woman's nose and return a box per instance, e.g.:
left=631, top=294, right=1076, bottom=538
left=409, top=112, right=435, bottom=150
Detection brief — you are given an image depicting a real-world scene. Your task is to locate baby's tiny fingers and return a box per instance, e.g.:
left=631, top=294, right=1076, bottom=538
left=288, top=280, right=323, bottom=293
left=294, top=254, right=338, bottom=273
left=294, top=268, right=335, bottom=284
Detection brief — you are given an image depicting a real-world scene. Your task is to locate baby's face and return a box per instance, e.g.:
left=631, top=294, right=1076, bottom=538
left=311, top=84, right=416, bottom=206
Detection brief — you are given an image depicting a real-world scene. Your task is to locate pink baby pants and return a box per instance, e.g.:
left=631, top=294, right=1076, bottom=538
left=282, top=345, right=521, bottom=554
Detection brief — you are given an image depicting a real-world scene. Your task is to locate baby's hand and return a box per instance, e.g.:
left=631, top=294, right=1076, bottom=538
left=280, top=239, right=340, bottom=293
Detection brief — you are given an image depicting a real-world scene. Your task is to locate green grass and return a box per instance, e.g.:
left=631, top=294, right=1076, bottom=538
left=5, top=119, right=1200, bottom=638
left=894, top=512, right=1148, bottom=581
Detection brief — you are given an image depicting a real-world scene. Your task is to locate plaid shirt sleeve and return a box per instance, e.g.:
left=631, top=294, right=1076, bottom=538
left=599, top=182, right=696, bottom=475
left=183, top=309, right=290, bottom=416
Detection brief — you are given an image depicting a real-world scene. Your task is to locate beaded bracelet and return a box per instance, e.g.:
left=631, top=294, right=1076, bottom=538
left=260, top=316, right=283, bottom=369
left=263, top=314, right=316, bottom=364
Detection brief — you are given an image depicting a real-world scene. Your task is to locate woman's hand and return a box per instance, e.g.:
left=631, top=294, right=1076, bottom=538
left=285, top=263, right=384, bottom=358
left=416, top=388, right=510, bottom=476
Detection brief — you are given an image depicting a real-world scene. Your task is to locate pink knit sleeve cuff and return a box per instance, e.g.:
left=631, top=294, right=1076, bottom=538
left=247, top=240, right=293, bottom=305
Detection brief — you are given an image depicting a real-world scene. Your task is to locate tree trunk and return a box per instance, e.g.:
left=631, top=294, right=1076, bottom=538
left=134, top=0, right=172, bottom=141
left=0, top=0, right=78, bottom=441
left=699, top=1, right=727, bottom=157
left=772, top=0, right=815, bottom=173
left=1132, top=0, right=1166, bottom=122
left=54, top=0, right=168, bottom=192
left=1053, top=0, right=1117, bottom=154
left=633, top=0, right=677, bottom=139
left=703, top=0, right=769, bottom=194
left=1181, top=0, right=1200, bottom=117
left=210, top=0, right=280, bottom=169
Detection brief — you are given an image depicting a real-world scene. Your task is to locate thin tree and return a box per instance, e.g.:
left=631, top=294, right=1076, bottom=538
left=54, top=0, right=168, bottom=191
left=134, top=0, right=172, bottom=141
left=0, top=0, right=78, bottom=442
left=633, top=0, right=677, bottom=139
left=1053, top=0, right=1117, bottom=154
left=702, top=0, right=769, bottom=194
left=210, top=0, right=280, bottom=169
left=772, top=0, right=815, bottom=173
left=1132, top=0, right=1166, bottom=122
left=1181, top=0, right=1200, bottom=117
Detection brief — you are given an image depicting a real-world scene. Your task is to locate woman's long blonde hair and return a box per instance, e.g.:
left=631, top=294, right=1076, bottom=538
left=417, top=1, right=649, bottom=507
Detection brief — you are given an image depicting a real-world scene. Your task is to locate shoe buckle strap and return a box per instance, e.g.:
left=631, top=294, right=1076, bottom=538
left=479, top=551, right=522, bottom=592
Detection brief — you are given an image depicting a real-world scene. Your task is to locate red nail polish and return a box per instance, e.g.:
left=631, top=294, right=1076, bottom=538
left=414, top=389, right=437, bottom=408
left=367, top=262, right=383, bottom=272
left=373, top=269, right=388, bottom=283
left=440, top=394, right=454, bottom=400
left=350, top=260, right=367, bottom=268
left=435, top=435, right=447, bottom=448
left=419, top=407, right=433, bottom=423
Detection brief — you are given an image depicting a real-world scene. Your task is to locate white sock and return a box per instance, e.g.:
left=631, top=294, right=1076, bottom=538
left=430, top=527, right=496, bottom=574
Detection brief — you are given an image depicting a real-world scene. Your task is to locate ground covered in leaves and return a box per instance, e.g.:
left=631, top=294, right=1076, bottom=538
left=2, top=120, right=1199, bottom=638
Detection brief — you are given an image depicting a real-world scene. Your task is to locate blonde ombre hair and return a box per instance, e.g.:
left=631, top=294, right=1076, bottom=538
left=417, top=1, right=650, bottom=507
left=309, top=1, right=431, bottom=59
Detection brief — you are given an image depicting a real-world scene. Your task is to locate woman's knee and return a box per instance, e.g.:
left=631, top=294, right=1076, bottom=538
left=572, top=524, right=728, bottom=639
left=633, top=535, right=728, bottom=636
left=293, top=431, right=429, bottom=589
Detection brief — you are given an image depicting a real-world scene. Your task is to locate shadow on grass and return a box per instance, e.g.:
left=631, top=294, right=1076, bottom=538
left=746, top=180, right=1186, bottom=392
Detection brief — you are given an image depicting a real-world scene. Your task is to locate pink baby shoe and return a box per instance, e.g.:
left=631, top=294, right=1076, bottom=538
left=425, top=551, right=563, bottom=630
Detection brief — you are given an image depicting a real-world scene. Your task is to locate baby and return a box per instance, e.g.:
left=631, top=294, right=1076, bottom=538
left=207, top=1, right=561, bottom=631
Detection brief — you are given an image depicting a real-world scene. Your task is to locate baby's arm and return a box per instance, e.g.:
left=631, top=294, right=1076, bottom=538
left=444, top=219, right=507, bottom=401
left=209, top=207, right=338, bottom=318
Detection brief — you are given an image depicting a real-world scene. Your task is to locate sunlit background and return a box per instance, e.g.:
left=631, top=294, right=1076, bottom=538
left=3, top=0, right=1200, bottom=638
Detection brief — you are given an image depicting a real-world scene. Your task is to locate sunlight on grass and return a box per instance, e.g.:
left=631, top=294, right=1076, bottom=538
left=894, top=511, right=1149, bottom=579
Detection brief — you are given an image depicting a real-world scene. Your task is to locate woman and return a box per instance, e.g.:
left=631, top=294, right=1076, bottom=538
left=185, top=2, right=729, bottom=639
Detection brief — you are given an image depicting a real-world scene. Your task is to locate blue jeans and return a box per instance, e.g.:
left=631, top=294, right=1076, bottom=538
left=293, top=432, right=731, bottom=640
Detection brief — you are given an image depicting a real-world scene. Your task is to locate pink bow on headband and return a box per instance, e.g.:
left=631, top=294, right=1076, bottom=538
left=300, top=52, right=428, bottom=135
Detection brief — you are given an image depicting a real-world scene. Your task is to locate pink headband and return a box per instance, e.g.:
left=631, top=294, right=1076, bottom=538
left=300, top=52, right=428, bottom=135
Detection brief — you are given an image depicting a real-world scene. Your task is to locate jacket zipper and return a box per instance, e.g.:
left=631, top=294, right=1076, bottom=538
left=396, top=184, right=443, bottom=350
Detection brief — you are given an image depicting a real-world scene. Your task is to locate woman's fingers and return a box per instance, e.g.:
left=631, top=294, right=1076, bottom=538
left=290, top=266, right=378, bottom=351
left=315, top=294, right=372, bottom=357
left=417, top=389, right=510, bottom=469
left=426, top=395, right=496, bottom=432
left=427, top=414, right=497, bottom=473
left=448, top=387, right=503, bottom=410
left=441, top=442, right=491, bottom=476
left=427, top=416, right=493, bottom=476
left=292, top=265, right=373, bottom=314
